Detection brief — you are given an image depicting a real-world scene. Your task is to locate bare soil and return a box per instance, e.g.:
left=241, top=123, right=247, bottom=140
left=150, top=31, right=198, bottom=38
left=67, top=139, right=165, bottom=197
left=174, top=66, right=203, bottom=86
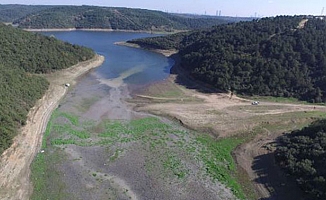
left=0, top=55, right=104, bottom=200
left=41, top=66, right=237, bottom=200
left=133, top=73, right=326, bottom=199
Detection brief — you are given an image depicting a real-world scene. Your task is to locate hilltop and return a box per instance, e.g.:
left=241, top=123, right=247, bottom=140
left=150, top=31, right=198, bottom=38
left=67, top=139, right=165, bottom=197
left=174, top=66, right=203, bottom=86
left=0, top=5, right=250, bottom=31
left=129, top=16, right=326, bottom=103
left=0, top=4, right=53, bottom=22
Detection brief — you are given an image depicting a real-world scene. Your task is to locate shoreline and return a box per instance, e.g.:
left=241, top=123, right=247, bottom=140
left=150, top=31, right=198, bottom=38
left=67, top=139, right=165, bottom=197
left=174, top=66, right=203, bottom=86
left=24, top=28, right=184, bottom=34
left=115, top=41, right=178, bottom=57
left=0, top=55, right=105, bottom=200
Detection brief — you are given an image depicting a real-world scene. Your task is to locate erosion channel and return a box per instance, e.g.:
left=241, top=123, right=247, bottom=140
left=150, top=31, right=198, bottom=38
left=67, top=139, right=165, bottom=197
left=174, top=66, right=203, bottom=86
left=32, top=31, right=237, bottom=200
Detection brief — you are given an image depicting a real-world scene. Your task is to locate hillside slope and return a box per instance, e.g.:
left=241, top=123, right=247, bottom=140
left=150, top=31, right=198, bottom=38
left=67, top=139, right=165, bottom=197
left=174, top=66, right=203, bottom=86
left=0, top=4, right=53, bottom=22
left=276, top=119, right=326, bottom=200
left=13, top=5, right=233, bottom=31
left=129, top=16, right=326, bottom=102
left=0, top=23, right=95, bottom=154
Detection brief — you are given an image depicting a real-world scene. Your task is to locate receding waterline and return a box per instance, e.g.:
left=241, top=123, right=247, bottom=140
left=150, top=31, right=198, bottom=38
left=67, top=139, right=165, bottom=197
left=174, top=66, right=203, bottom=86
left=41, top=31, right=173, bottom=86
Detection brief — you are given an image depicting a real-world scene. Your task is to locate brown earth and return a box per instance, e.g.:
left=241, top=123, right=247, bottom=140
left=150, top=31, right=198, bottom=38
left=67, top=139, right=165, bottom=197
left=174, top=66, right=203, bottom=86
left=0, top=55, right=105, bottom=200
left=132, top=72, right=326, bottom=199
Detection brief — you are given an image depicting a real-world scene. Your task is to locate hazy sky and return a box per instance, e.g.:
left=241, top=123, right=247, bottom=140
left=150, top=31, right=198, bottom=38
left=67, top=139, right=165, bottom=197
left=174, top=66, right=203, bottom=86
left=2, top=0, right=326, bottom=17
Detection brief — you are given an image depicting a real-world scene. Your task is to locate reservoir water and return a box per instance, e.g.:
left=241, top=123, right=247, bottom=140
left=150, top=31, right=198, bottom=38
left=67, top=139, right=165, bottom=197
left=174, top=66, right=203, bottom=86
left=43, top=31, right=173, bottom=86
left=41, top=31, right=174, bottom=121
left=33, top=31, right=234, bottom=200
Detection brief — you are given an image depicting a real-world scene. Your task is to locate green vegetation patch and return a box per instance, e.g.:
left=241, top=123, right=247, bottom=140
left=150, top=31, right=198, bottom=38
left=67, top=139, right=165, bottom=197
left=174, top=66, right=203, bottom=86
left=197, top=135, right=246, bottom=199
left=31, top=149, right=70, bottom=200
left=163, top=154, right=188, bottom=179
left=34, top=111, right=248, bottom=198
left=31, top=110, right=70, bottom=199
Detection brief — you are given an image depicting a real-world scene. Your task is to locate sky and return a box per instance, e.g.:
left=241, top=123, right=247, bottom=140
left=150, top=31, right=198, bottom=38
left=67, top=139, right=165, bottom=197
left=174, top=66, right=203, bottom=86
left=2, top=0, right=326, bottom=17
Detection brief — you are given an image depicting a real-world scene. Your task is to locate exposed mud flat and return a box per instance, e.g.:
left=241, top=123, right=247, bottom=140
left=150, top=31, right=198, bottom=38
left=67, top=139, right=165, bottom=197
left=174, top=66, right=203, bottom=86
left=34, top=64, right=237, bottom=200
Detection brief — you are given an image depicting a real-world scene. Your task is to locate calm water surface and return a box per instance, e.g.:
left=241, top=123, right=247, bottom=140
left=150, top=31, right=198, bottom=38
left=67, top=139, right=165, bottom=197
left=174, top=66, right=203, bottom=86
left=42, top=31, right=173, bottom=85
left=41, top=31, right=173, bottom=120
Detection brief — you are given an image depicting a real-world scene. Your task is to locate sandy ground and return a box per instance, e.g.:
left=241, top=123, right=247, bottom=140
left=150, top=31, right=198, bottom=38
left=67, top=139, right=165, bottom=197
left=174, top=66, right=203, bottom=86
left=0, top=55, right=104, bottom=200
left=133, top=73, right=326, bottom=199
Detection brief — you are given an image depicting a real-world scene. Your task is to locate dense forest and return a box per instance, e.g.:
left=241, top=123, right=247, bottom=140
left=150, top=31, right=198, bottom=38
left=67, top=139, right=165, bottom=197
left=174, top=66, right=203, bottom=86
left=11, top=5, right=237, bottom=31
left=0, top=23, right=95, bottom=154
left=275, top=120, right=326, bottom=199
left=129, top=16, right=326, bottom=102
left=0, top=4, right=53, bottom=22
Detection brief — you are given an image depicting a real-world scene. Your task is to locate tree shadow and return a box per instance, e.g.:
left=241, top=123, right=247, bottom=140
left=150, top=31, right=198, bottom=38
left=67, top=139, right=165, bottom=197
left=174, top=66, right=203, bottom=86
left=169, top=54, right=225, bottom=94
left=252, top=152, right=305, bottom=200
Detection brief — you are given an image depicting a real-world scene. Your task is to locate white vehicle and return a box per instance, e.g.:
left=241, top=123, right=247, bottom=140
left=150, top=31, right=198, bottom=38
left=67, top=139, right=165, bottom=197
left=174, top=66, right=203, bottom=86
left=252, top=101, right=260, bottom=105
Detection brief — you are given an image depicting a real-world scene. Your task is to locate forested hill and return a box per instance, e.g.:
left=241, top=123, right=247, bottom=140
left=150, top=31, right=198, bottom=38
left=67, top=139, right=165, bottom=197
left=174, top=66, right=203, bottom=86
left=0, top=23, right=95, bottom=154
left=11, top=5, right=236, bottom=31
left=129, top=16, right=326, bottom=103
left=276, top=119, right=326, bottom=199
left=0, top=4, right=53, bottom=22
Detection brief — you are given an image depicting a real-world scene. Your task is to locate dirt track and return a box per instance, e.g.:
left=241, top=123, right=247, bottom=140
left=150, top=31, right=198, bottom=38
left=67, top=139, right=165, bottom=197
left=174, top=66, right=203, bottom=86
left=0, top=55, right=104, bottom=200
left=134, top=74, right=326, bottom=199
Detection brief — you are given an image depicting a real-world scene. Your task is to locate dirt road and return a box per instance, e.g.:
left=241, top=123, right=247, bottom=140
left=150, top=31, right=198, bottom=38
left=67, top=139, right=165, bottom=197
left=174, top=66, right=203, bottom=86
left=0, top=55, right=104, bottom=200
left=134, top=74, right=326, bottom=199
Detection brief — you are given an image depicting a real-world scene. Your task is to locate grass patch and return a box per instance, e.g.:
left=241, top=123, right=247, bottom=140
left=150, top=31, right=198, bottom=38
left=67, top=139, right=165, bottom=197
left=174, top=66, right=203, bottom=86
left=163, top=154, right=188, bottom=179
left=36, top=112, right=253, bottom=199
left=197, top=135, right=246, bottom=200
left=42, top=110, right=59, bottom=149
left=30, top=149, right=70, bottom=200
left=57, top=112, right=79, bottom=126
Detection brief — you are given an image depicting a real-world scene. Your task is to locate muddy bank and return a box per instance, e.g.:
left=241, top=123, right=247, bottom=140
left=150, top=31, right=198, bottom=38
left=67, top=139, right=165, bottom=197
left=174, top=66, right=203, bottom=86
left=0, top=55, right=105, bottom=200
left=35, top=53, right=238, bottom=199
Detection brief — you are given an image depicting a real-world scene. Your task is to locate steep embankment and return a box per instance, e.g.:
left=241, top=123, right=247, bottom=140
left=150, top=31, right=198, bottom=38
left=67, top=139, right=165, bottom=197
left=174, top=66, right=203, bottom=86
left=129, top=16, right=326, bottom=103
left=12, top=5, right=233, bottom=31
